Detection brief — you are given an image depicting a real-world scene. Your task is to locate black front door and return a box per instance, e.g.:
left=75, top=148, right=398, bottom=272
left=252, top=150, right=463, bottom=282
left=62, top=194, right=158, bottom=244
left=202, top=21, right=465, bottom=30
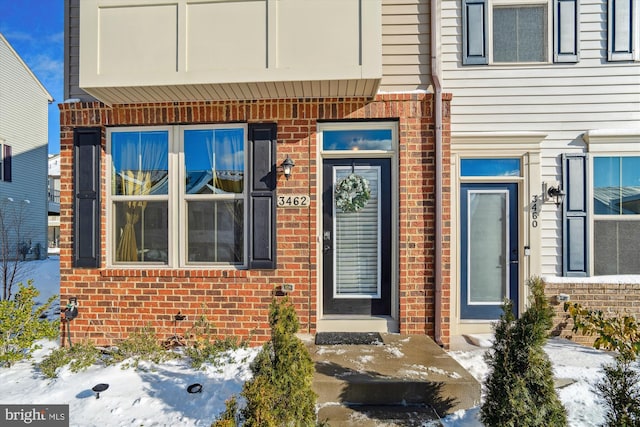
left=322, top=159, right=391, bottom=315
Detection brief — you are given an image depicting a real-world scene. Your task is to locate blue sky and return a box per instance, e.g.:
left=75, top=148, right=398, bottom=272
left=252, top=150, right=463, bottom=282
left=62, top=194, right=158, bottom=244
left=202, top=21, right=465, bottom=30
left=1, top=1, right=64, bottom=154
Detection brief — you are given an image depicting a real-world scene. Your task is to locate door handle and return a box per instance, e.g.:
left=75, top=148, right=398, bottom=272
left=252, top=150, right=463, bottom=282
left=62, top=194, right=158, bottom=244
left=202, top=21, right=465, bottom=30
left=323, top=244, right=332, bottom=253
left=510, top=260, right=519, bottom=264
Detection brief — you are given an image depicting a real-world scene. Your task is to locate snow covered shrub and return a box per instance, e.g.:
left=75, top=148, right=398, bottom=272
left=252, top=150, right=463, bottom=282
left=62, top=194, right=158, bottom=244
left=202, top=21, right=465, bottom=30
left=0, top=281, right=58, bottom=367
left=481, top=277, right=567, bottom=427
left=239, top=296, right=317, bottom=427
left=565, top=303, right=640, bottom=426
left=184, top=310, right=249, bottom=370
left=109, top=324, right=178, bottom=369
left=39, top=341, right=101, bottom=378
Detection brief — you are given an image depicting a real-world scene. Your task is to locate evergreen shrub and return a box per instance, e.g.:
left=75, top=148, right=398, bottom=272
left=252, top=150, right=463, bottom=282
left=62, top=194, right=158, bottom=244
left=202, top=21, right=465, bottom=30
left=0, top=281, right=59, bottom=367
left=481, top=276, right=567, bottom=427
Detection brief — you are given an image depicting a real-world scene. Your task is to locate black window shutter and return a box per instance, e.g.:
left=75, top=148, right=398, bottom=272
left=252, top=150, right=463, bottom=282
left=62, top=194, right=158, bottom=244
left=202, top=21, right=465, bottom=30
left=608, top=0, right=634, bottom=61
left=3, top=145, right=11, bottom=182
left=73, top=127, right=101, bottom=268
left=248, top=123, right=277, bottom=269
left=554, top=0, right=580, bottom=62
left=562, top=153, right=589, bottom=276
left=462, top=0, right=488, bottom=65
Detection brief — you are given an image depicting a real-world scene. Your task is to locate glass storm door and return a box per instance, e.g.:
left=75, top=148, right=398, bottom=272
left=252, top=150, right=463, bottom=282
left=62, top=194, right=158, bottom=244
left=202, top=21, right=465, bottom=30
left=460, top=183, right=519, bottom=319
left=322, top=159, right=391, bottom=315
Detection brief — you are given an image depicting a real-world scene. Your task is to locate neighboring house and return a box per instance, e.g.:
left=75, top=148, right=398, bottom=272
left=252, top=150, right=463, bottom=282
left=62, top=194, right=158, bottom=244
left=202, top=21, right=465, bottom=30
left=61, top=0, right=454, bottom=346
left=440, top=0, right=640, bottom=340
left=48, top=154, right=61, bottom=254
left=0, top=33, right=52, bottom=262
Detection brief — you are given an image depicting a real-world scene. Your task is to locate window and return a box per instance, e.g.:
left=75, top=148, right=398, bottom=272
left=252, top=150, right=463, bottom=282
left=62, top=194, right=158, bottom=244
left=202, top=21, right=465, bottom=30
left=462, top=0, right=579, bottom=64
left=0, top=143, right=12, bottom=182
left=109, top=125, right=247, bottom=266
left=493, top=5, right=547, bottom=62
left=593, top=156, right=640, bottom=274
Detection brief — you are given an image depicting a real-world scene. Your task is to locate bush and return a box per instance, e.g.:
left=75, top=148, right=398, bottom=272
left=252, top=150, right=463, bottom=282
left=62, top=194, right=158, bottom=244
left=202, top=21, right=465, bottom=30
left=184, top=312, right=249, bottom=370
left=39, top=341, right=101, bottom=378
left=481, top=277, right=567, bottom=427
left=565, top=302, right=640, bottom=426
left=109, top=324, right=178, bottom=369
left=595, top=358, right=640, bottom=427
left=234, top=296, right=317, bottom=427
left=0, top=281, right=59, bottom=367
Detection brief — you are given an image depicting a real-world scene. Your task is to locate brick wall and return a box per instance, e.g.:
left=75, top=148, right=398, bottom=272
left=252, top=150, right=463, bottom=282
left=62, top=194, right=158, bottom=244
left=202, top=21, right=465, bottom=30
left=544, top=279, right=640, bottom=346
left=59, top=94, right=452, bottom=347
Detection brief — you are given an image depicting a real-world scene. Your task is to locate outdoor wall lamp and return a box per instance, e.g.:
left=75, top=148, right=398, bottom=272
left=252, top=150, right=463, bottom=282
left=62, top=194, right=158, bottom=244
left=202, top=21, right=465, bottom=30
left=547, top=185, right=565, bottom=207
left=279, top=155, right=295, bottom=180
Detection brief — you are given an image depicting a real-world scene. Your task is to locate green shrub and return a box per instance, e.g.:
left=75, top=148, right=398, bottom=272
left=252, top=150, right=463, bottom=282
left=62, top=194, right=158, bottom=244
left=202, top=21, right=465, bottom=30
left=39, top=341, right=101, bottom=378
left=565, top=302, right=640, bottom=426
left=564, top=302, right=640, bottom=362
left=595, top=358, right=640, bottom=427
left=0, top=281, right=59, bottom=367
left=237, top=296, right=317, bottom=427
left=481, top=277, right=567, bottom=427
left=211, top=396, right=239, bottom=427
left=184, top=313, right=249, bottom=370
left=109, top=324, right=178, bottom=369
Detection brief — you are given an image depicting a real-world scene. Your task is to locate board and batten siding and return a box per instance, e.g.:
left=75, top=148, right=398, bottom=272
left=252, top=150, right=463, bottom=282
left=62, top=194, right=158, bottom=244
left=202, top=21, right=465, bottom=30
left=0, top=35, right=52, bottom=259
left=380, top=0, right=432, bottom=92
left=66, top=0, right=434, bottom=101
left=442, top=0, right=640, bottom=275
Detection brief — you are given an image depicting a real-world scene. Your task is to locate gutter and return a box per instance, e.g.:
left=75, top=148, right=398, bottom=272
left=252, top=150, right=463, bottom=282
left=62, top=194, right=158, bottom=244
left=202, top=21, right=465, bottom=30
left=431, top=0, right=444, bottom=346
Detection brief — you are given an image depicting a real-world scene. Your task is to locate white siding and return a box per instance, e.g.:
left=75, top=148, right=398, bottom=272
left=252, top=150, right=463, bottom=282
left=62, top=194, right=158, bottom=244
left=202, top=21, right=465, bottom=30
left=442, top=0, right=640, bottom=275
left=0, top=35, right=52, bottom=259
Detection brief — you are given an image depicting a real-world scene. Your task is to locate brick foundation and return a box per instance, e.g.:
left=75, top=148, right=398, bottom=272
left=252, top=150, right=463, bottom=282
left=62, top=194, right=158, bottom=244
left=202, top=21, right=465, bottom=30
left=544, top=279, right=640, bottom=347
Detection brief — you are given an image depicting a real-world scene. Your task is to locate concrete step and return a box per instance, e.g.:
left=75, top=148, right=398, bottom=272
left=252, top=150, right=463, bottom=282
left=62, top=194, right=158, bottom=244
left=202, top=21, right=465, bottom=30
left=317, top=403, right=443, bottom=427
left=305, top=334, right=481, bottom=418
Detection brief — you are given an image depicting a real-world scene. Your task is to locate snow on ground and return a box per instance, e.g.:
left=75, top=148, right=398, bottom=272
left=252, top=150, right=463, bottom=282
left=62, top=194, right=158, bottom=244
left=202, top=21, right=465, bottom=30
left=0, top=257, right=620, bottom=426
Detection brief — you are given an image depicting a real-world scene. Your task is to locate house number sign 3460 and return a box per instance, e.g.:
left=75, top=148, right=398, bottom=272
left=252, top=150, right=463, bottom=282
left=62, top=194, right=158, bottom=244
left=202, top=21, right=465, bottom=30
left=530, top=195, right=540, bottom=228
left=277, top=195, right=310, bottom=207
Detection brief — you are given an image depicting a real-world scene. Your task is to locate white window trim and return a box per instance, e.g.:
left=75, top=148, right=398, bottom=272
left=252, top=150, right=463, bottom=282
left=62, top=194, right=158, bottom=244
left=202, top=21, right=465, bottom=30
left=106, top=124, right=249, bottom=269
left=488, top=0, right=553, bottom=65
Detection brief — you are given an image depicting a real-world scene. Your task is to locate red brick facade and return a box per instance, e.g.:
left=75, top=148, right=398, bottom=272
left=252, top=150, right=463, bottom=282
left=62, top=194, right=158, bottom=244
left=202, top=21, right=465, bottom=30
left=59, top=93, right=452, bottom=347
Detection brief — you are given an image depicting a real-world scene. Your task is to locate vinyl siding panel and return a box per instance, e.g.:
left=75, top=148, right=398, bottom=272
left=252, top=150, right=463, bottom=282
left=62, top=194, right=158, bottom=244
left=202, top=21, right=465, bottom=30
left=0, top=36, right=51, bottom=258
left=442, top=0, right=640, bottom=275
left=380, top=0, right=432, bottom=92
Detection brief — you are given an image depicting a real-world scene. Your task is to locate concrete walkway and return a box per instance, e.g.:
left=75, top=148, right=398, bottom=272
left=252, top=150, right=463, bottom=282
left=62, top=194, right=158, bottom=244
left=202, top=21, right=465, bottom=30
left=302, top=334, right=481, bottom=426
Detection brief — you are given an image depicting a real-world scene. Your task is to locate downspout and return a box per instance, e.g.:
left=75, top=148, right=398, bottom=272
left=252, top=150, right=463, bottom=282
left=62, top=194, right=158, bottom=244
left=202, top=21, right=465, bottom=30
left=431, top=0, right=444, bottom=346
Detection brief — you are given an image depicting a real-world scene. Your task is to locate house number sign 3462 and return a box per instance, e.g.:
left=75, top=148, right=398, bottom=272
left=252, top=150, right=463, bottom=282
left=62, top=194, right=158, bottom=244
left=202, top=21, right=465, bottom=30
left=277, top=195, right=310, bottom=207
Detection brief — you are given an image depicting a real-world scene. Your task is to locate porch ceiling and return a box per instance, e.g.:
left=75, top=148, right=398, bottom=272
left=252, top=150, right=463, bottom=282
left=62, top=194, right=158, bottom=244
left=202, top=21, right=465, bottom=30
left=82, top=78, right=382, bottom=105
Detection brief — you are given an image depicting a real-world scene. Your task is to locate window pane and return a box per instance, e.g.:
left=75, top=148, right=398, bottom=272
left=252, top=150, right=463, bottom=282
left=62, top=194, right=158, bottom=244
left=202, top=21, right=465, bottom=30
left=184, top=128, right=245, bottom=195
left=112, top=132, right=169, bottom=195
left=323, top=129, right=393, bottom=151
left=114, top=201, right=168, bottom=263
left=468, top=191, right=508, bottom=303
left=621, top=157, right=640, bottom=214
left=493, top=6, right=546, bottom=63
left=334, top=166, right=380, bottom=297
left=187, top=200, right=244, bottom=263
left=493, top=8, right=518, bottom=62
left=594, top=156, right=640, bottom=215
left=594, top=220, right=640, bottom=274
left=461, top=158, right=521, bottom=176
